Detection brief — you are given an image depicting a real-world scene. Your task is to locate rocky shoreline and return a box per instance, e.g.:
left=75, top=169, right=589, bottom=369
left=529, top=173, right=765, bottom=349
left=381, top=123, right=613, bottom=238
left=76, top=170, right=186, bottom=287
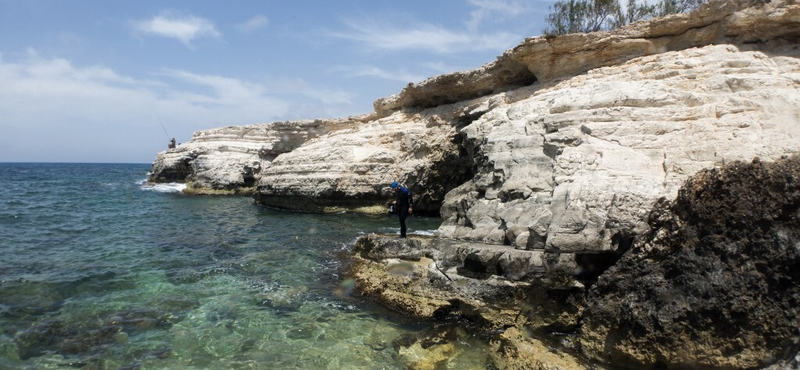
left=351, top=155, right=800, bottom=369
left=149, top=0, right=800, bottom=368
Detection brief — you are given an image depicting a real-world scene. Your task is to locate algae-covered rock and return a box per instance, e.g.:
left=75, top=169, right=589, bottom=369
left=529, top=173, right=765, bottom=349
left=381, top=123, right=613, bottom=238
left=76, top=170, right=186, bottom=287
left=490, top=327, right=587, bottom=370
left=581, top=155, right=800, bottom=369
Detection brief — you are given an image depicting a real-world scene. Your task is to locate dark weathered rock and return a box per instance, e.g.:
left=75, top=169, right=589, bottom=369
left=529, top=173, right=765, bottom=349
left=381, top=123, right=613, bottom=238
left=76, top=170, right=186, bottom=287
left=581, top=155, right=800, bottom=370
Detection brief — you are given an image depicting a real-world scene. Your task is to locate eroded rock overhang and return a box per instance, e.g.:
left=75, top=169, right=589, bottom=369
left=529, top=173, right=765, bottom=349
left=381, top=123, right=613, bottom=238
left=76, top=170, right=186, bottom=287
left=373, top=0, right=800, bottom=116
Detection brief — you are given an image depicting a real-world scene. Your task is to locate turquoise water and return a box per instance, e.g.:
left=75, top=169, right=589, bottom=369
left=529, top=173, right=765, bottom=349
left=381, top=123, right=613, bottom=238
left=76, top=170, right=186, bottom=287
left=0, top=163, right=489, bottom=370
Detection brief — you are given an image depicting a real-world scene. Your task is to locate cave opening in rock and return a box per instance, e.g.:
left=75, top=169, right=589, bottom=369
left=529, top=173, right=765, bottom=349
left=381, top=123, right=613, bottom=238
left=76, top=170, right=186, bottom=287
left=575, top=231, right=634, bottom=287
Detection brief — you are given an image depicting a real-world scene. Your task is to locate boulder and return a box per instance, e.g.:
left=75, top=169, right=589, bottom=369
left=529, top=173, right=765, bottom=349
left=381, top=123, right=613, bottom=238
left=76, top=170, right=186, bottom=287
left=580, top=156, right=800, bottom=369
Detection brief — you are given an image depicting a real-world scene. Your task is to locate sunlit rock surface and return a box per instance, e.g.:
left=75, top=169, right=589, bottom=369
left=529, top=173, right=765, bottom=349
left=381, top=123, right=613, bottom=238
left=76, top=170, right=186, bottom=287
left=253, top=112, right=473, bottom=214
left=374, top=0, right=800, bottom=115
left=437, top=43, right=800, bottom=250
left=149, top=119, right=354, bottom=194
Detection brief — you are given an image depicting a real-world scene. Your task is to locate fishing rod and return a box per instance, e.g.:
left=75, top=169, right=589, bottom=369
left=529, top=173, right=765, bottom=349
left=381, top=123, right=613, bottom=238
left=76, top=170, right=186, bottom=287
left=155, top=113, right=170, bottom=140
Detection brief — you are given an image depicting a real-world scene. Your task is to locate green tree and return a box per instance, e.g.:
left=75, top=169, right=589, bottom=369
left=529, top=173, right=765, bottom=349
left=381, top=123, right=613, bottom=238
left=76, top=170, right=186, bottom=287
left=544, top=0, right=708, bottom=36
left=611, top=0, right=656, bottom=29
left=543, top=0, right=620, bottom=35
left=655, top=0, right=706, bottom=16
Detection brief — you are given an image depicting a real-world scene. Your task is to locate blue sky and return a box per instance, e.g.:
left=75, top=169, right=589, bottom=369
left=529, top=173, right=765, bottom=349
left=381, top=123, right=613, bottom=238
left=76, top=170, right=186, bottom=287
left=0, top=0, right=555, bottom=163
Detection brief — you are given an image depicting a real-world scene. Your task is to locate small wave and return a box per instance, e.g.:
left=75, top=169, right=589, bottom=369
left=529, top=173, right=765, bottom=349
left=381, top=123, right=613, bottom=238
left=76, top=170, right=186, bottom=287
left=139, top=181, right=187, bottom=194
left=413, top=229, right=437, bottom=236
left=375, top=227, right=437, bottom=237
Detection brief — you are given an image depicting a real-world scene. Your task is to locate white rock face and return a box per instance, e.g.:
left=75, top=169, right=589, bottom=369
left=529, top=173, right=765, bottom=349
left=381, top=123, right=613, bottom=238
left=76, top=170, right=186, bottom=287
left=254, top=112, right=472, bottom=213
left=149, top=120, right=351, bottom=193
left=437, top=44, right=800, bottom=253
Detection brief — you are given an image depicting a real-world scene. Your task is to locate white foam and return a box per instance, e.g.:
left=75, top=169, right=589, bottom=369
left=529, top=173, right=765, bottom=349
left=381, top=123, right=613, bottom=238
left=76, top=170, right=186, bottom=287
left=376, top=227, right=437, bottom=236
left=139, top=181, right=187, bottom=194
left=412, top=229, right=437, bottom=236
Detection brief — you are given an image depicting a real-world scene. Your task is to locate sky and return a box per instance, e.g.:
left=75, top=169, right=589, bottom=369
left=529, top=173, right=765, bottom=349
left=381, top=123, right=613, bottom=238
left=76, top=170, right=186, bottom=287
left=0, top=0, right=556, bottom=163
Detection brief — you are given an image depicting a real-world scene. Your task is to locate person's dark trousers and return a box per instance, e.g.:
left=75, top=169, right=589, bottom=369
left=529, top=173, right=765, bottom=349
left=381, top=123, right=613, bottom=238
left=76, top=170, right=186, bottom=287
left=399, top=210, right=408, bottom=238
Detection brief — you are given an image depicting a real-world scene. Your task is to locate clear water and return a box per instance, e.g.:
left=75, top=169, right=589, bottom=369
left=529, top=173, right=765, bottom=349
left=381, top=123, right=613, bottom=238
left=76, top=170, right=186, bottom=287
left=0, top=163, right=490, bottom=370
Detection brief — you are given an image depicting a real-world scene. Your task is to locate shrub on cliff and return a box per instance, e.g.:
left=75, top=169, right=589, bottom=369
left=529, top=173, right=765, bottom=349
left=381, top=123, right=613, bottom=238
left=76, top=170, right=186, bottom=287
left=543, top=0, right=707, bottom=35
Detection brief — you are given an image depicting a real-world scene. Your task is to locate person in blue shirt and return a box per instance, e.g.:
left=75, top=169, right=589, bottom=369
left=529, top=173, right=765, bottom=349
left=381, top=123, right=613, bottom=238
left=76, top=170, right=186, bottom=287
left=390, top=182, right=413, bottom=238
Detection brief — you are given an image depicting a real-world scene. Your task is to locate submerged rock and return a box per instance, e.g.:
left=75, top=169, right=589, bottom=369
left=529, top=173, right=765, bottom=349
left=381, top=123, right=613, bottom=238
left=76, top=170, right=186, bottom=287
left=12, top=308, right=178, bottom=362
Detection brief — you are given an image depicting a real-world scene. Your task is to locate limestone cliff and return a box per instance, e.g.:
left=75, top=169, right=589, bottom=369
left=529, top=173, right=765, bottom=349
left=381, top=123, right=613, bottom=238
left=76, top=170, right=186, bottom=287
left=148, top=118, right=363, bottom=194
left=147, top=0, right=800, bottom=368
left=252, top=113, right=473, bottom=214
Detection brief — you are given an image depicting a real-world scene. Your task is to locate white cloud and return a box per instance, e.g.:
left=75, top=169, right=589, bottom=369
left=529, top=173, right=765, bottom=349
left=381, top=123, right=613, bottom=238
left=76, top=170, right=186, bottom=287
left=421, top=61, right=468, bottom=75
left=133, top=12, right=221, bottom=47
left=236, top=15, right=269, bottom=33
left=466, top=0, right=529, bottom=32
left=344, top=66, right=426, bottom=84
left=334, top=18, right=519, bottom=54
left=161, top=70, right=354, bottom=110
left=0, top=52, right=357, bottom=162
left=262, top=77, right=354, bottom=106
left=161, top=69, right=276, bottom=107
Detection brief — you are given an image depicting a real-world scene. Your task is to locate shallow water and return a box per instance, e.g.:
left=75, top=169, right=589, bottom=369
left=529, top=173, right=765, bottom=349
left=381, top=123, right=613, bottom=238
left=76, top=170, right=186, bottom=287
left=0, top=163, right=490, bottom=369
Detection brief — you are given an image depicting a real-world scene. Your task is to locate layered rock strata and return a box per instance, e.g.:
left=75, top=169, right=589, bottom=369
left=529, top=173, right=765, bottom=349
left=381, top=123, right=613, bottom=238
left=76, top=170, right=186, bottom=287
left=350, top=234, right=589, bottom=369
left=253, top=113, right=474, bottom=214
left=149, top=119, right=361, bottom=194
left=374, top=0, right=800, bottom=115
left=345, top=1, right=800, bottom=368
left=438, top=42, right=800, bottom=250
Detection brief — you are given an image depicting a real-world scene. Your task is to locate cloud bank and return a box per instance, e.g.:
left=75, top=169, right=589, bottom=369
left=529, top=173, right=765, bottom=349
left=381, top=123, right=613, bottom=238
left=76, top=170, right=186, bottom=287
left=332, top=0, right=532, bottom=54
left=0, top=51, right=355, bottom=162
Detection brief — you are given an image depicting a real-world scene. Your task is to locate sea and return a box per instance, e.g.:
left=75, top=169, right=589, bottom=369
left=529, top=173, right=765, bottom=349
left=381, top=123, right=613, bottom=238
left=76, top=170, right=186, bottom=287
left=0, top=163, right=491, bottom=370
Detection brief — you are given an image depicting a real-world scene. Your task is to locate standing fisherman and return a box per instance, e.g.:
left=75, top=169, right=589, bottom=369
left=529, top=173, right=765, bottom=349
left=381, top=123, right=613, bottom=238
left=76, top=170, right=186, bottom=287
left=390, top=182, right=413, bottom=238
